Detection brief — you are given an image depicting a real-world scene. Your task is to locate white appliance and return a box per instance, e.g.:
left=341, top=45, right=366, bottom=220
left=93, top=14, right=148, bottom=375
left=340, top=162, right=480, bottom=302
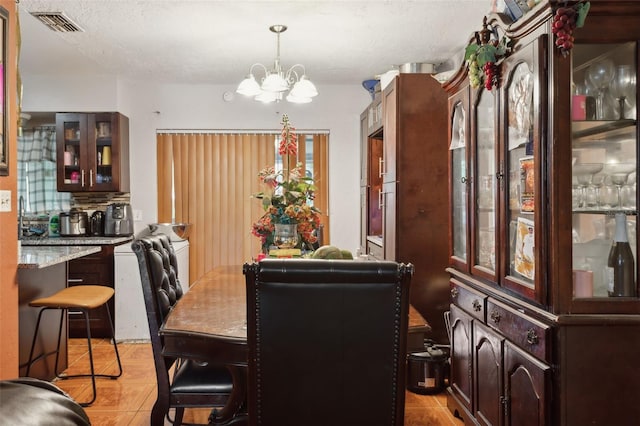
left=114, top=240, right=189, bottom=341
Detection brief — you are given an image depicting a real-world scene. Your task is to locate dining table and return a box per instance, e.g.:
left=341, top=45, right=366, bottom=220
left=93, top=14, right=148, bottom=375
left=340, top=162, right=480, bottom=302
left=160, top=264, right=432, bottom=425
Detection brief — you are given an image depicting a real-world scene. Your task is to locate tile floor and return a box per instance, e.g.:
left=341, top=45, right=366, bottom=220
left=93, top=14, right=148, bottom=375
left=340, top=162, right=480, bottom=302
left=53, top=338, right=461, bottom=426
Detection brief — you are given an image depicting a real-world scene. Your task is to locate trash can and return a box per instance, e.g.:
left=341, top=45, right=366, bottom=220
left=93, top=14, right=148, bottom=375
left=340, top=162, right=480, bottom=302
left=406, top=343, right=449, bottom=394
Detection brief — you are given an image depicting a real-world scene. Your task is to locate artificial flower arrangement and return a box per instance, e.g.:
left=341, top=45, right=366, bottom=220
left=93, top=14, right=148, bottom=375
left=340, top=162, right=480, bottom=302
left=251, top=114, right=322, bottom=252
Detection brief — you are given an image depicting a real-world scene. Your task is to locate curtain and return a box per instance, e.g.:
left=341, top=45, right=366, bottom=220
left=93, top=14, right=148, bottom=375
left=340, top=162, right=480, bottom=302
left=18, top=127, right=71, bottom=214
left=157, top=132, right=329, bottom=284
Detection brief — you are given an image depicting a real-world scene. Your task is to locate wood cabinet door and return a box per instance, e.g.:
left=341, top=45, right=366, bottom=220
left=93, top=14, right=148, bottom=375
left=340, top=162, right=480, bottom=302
left=56, top=112, right=87, bottom=191
left=499, top=32, right=548, bottom=304
left=360, top=109, right=368, bottom=188
left=474, top=321, right=503, bottom=426
left=67, top=246, right=114, bottom=338
left=359, top=186, right=367, bottom=253
left=382, top=181, right=397, bottom=260
left=471, top=86, right=499, bottom=282
left=449, top=303, right=473, bottom=413
left=448, top=85, right=471, bottom=272
left=503, top=341, right=550, bottom=426
left=382, top=79, right=397, bottom=183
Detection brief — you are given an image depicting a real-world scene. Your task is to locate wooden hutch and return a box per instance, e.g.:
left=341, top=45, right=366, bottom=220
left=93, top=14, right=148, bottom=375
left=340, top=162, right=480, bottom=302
left=443, top=1, right=640, bottom=424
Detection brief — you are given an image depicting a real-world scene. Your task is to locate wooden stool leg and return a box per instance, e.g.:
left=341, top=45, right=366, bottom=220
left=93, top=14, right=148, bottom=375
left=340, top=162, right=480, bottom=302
left=53, top=308, right=66, bottom=378
left=82, top=309, right=97, bottom=406
left=104, top=303, right=123, bottom=378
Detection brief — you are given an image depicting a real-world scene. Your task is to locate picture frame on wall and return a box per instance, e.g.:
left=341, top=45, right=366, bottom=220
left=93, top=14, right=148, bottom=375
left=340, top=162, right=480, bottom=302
left=0, top=6, right=7, bottom=176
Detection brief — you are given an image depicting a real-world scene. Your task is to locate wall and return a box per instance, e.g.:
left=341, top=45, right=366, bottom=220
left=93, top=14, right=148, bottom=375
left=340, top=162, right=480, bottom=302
left=0, top=0, right=18, bottom=379
left=22, top=74, right=371, bottom=253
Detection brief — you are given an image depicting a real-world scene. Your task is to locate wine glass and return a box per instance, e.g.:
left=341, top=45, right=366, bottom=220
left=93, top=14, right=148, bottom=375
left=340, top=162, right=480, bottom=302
left=605, top=163, right=636, bottom=209
left=587, top=59, right=616, bottom=120
left=573, top=163, right=603, bottom=208
left=610, top=65, right=634, bottom=120
left=587, top=172, right=606, bottom=209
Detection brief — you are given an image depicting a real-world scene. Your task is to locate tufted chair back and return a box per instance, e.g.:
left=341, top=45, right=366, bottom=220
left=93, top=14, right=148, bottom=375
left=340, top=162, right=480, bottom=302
left=134, top=234, right=184, bottom=329
left=132, top=235, right=183, bottom=414
left=244, top=258, right=414, bottom=426
left=133, top=234, right=234, bottom=425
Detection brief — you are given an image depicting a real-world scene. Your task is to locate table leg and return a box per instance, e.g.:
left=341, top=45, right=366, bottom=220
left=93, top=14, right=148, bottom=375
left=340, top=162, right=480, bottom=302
left=208, top=366, right=248, bottom=425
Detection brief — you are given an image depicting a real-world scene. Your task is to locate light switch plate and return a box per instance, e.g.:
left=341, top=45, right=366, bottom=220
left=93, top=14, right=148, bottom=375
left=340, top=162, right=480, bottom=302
left=133, top=209, right=142, bottom=221
left=0, top=190, right=11, bottom=212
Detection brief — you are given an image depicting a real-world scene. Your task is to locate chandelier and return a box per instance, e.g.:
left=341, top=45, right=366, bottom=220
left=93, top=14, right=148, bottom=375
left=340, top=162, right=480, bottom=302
left=236, top=25, right=318, bottom=104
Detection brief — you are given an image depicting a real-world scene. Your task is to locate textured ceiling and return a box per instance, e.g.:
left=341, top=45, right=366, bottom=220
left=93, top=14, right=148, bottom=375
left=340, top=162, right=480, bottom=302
left=18, top=0, right=492, bottom=86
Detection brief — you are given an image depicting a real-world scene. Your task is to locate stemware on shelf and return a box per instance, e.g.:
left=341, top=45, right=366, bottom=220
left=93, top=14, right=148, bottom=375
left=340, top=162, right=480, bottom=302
left=573, top=163, right=603, bottom=208
left=586, top=59, right=616, bottom=120
left=622, top=171, right=637, bottom=209
left=587, top=172, right=606, bottom=208
left=604, top=163, right=636, bottom=209
left=610, top=65, right=634, bottom=120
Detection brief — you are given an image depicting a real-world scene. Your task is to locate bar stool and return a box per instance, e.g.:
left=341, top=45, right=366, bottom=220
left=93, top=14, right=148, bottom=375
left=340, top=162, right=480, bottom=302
left=25, top=285, right=123, bottom=406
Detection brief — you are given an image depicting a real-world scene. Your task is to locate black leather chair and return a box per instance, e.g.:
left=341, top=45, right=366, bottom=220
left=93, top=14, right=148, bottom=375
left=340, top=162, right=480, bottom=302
left=243, top=258, right=414, bottom=426
left=0, top=377, right=90, bottom=426
left=133, top=234, right=234, bottom=425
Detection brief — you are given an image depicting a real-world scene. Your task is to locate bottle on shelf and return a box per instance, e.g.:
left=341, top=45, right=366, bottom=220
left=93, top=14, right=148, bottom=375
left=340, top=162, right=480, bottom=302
left=606, top=213, right=637, bottom=297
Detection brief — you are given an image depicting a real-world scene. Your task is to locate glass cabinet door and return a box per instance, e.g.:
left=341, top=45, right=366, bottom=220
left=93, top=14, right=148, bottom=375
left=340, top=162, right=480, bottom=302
left=92, top=115, right=115, bottom=189
left=57, top=113, right=85, bottom=191
left=501, top=36, right=546, bottom=303
left=571, top=41, right=638, bottom=303
left=473, top=88, right=497, bottom=279
left=450, top=89, right=470, bottom=270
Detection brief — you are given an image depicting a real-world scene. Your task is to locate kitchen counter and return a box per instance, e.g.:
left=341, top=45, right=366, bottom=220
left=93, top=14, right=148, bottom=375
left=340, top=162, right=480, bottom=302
left=20, top=236, right=133, bottom=246
left=18, top=245, right=102, bottom=269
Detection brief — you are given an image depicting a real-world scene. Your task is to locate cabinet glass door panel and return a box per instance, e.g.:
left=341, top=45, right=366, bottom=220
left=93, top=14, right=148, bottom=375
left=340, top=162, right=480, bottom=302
left=502, top=37, right=544, bottom=301
left=57, top=114, right=84, bottom=190
left=571, top=42, right=638, bottom=301
left=94, top=118, right=114, bottom=188
left=451, top=99, right=469, bottom=265
left=474, top=89, right=497, bottom=274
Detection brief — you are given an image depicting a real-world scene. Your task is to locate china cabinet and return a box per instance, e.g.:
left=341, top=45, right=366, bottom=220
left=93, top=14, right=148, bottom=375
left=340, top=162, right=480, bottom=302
left=360, top=73, right=450, bottom=342
left=443, top=1, right=640, bottom=424
left=56, top=112, right=130, bottom=192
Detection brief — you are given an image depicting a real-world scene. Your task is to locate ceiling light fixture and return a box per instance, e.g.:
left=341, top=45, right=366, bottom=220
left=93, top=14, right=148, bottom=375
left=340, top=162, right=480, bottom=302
left=236, top=25, right=318, bottom=104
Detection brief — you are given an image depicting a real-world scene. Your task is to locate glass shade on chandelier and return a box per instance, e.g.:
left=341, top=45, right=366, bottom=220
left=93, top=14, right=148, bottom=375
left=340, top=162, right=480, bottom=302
left=236, top=25, right=318, bottom=104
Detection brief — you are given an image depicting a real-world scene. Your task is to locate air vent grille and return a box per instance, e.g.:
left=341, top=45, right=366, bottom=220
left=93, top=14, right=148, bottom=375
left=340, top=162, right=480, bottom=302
left=30, top=12, right=83, bottom=33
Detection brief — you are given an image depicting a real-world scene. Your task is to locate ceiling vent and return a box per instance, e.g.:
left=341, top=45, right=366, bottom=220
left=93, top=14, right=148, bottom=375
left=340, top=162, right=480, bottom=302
left=30, top=12, right=83, bottom=33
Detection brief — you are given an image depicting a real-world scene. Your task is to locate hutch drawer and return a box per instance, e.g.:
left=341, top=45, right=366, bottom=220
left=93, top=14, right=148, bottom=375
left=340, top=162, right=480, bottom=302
left=486, top=298, right=550, bottom=362
left=450, top=279, right=486, bottom=322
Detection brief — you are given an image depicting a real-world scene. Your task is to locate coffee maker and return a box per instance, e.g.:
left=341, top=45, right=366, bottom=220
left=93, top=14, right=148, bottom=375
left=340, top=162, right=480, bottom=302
left=90, top=210, right=105, bottom=236
left=104, top=203, right=134, bottom=236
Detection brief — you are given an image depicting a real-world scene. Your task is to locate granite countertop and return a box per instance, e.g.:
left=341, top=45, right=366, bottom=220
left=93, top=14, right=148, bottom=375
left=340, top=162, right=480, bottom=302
left=20, top=236, right=133, bottom=246
left=18, top=245, right=102, bottom=269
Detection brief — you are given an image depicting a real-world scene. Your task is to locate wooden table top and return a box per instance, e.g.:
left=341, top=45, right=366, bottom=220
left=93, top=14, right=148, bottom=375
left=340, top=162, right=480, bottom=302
left=161, top=264, right=431, bottom=348
left=162, top=265, right=248, bottom=342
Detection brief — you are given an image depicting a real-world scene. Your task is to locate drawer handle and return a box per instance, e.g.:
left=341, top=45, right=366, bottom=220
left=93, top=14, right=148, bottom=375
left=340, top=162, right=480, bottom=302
left=526, top=329, right=539, bottom=346
left=472, top=299, right=482, bottom=312
left=451, top=288, right=459, bottom=299
left=490, top=310, right=501, bottom=323
left=68, top=278, right=84, bottom=283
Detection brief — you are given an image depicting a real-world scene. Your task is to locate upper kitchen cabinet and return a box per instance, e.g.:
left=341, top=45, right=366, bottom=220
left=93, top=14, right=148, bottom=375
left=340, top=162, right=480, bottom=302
left=56, top=112, right=130, bottom=192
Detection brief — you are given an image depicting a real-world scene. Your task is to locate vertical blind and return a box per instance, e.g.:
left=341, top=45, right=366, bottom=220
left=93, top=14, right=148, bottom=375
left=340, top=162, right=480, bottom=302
left=157, top=132, right=329, bottom=284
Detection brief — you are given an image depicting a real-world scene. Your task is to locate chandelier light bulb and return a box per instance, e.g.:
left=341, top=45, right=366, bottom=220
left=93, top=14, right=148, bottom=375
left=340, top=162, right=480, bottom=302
left=290, top=76, right=318, bottom=98
left=236, top=74, right=262, bottom=96
left=261, top=73, right=289, bottom=93
left=236, top=24, right=318, bottom=104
